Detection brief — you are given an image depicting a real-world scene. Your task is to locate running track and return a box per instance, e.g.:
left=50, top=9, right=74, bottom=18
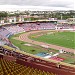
left=17, top=30, right=75, bottom=53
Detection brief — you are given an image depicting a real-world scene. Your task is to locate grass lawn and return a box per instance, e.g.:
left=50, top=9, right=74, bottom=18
left=58, top=53, right=75, bottom=64
left=30, top=31, right=75, bottom=49
left=9, top=35, right=58, bottom=54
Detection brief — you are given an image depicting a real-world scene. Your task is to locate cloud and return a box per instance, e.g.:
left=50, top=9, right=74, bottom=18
left=0, top=0, right=74, bottom=11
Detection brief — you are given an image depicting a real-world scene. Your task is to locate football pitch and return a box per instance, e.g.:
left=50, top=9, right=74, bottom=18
left=30, top=31, right=75, bottom=49
left=9, top=31, right=75, bottom=64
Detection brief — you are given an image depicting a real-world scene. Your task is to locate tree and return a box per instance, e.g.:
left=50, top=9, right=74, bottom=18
left=0, top=12, right=8, bottom=20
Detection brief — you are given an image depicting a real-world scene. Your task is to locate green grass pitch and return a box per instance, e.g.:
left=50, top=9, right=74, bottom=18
left=30, top=31, right=75, bottom=49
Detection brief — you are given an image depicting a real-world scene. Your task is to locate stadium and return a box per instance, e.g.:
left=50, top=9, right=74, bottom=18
left=0, top=18, right=75, bottom=75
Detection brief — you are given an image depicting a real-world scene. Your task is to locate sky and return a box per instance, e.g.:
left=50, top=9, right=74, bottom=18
left=0, top=0, right=75, bottom=11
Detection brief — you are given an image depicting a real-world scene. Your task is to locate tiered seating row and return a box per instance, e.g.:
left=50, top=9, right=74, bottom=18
left=0, top=58, right=56, bottom=75
left=0, top=28, right=12, bottom=38
left=4, top=25, right=25, bottom=34
left=20, top=23, right=56, bottom=31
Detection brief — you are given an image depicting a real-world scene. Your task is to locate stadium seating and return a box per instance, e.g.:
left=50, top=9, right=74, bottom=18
left=0, top=46, right=75, bottom=74
left=0, top=28, right=12, bottom=38
left=56, top=24, right=75, bottom=30
left=0, top=58, right=56, bottom=75
left=4, top=25, right=25, bottom=34
left=20, top=23, right=56, bottom=31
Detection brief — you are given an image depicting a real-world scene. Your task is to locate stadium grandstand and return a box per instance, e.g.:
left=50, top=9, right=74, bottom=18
left=0, top=45, right=75, bottom=75
left=0, top=20, right=75, bottom=75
